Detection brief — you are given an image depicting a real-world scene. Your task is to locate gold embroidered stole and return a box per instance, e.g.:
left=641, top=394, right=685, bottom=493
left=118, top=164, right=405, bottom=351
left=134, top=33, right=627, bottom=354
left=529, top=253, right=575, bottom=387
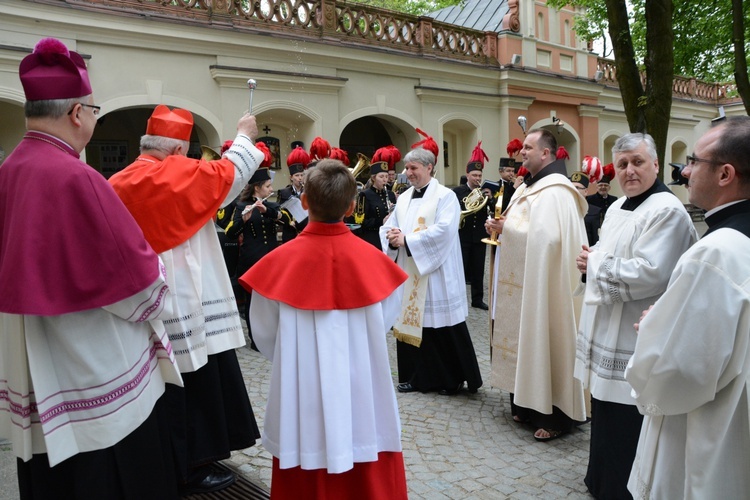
left=490, top=184, right=529, bottom=391
left=392, top=181, right=440, bottom=347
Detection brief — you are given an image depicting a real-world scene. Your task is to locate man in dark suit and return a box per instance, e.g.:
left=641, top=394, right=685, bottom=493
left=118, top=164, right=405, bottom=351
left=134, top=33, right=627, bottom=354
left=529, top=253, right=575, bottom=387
left=277, top=160, right=306, bottom=242
left=454, top=159, right=490, bottom=310
left=586, top=176, right=617, bottom=224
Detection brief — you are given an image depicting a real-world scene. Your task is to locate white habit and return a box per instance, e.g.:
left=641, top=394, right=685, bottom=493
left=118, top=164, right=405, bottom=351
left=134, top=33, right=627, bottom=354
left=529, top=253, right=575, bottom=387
left=250, top=291, right=404, bottom=473
left=575, top=192, right=698, bottom=404
left=626, top=226, right=750, bottom=499
left=0, top=262, right=182, bottom=466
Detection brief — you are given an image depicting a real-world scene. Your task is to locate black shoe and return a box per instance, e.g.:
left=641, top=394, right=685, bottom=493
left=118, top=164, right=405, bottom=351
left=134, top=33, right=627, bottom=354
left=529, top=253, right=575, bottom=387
left=183, top=467, right=236, bottom=495
left=438, top=382, right=463, bottom=395
left=397, top=382, right=417, bottom=393
left=472, top=301, right=489, bottom=310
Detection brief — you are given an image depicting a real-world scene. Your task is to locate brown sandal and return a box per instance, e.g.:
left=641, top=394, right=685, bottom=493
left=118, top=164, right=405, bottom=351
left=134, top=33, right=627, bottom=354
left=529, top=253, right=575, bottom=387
left=533, top=428, right=566, bottom=442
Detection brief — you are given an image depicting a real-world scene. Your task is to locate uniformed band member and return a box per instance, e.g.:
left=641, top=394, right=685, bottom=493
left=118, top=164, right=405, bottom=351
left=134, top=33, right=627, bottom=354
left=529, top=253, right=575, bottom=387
left=569, top=170, right=602, bottom=246
left=453, top=142, right=490, bottom=310
left=277, top=146, right=310, bottom=242
left=227, top=167, right=292, bottom=349
left=587, top=174, right=617, bottom=219
left=351, top=159, right=397, bottom=250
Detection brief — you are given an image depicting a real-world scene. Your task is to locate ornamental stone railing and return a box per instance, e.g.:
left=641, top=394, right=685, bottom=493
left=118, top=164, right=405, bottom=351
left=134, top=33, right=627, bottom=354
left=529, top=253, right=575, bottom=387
left=28, top=0, right=738, bottom=104
left=596, top=57, right=739, bottom=104
left=59, top=0, right=501, bottom=64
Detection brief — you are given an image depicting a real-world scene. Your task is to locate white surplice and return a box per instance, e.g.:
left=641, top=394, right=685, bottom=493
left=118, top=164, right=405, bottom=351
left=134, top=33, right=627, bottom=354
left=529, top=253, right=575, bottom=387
left=249, top=290, right=404, bottom=474
left=379, top=178, right=468, bottom=328
left=0, top=261, right=182, bottom=466
left=625, top=228, right=750, bottom=499
left=575, top=192, right=698, bottom=404
left=155, top=135, right=264, bottom=372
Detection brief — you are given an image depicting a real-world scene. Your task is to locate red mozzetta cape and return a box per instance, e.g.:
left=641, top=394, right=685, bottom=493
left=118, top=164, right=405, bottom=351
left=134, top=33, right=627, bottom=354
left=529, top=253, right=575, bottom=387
left=109, top=154, right=235, bottom=253
left=0, top=132, right=158, bottom=315
left=240, top=221, right=407, bottom=310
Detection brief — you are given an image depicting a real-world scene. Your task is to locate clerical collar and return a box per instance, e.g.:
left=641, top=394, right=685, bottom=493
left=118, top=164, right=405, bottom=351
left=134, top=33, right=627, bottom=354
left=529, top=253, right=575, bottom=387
left=621, top=178, right=671, bottom=211
left=524, top=159, right=567, bottom=186
left=412, top=182, right=430, bottom=199
left=703, top=199, right=750, bottom=238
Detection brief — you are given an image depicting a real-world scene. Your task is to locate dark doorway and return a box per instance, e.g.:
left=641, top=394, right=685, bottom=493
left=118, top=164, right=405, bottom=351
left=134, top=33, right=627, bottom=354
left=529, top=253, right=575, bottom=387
left=340, top=116, right=393, bottom=161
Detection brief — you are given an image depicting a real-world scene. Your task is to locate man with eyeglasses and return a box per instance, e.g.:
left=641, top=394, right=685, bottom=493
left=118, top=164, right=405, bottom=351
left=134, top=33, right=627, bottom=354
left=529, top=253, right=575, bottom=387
left=574, top=133, right=697, bottom=499
left=625, top=117, right=750, bottom=498
left=0, top=38, right=183, bottom=498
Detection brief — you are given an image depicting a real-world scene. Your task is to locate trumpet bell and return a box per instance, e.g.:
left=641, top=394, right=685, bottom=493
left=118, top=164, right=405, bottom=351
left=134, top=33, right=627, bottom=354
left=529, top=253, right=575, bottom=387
left=460, top=188, right=489, bottom=223
left=200, top=145, right=221, bottom=161
left=350, top=153, right=371, bottom=184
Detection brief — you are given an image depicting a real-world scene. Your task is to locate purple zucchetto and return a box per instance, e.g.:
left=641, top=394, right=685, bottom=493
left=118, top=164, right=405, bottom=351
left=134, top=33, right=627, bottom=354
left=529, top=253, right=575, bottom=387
left=19, top=38, right=93, bottom=101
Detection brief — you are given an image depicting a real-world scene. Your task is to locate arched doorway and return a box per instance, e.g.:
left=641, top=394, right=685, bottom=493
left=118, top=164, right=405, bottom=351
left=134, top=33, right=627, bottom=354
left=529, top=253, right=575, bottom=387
left=87, top=106, right=216, bottom=178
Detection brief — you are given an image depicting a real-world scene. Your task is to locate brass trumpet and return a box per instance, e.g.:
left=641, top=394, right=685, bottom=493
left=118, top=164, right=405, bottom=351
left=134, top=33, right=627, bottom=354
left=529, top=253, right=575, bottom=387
left=459, top=188, right=489, bottom=226
left=350, top=152, right=371, bottom=191
left=200, top=145, right=221, bottom=161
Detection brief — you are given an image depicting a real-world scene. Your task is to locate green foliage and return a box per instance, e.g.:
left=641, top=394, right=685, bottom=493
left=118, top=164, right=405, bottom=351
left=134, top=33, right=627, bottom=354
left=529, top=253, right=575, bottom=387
left=348, top=0, right=463, bottom=16
left=548, top=0, right=750, bottom=82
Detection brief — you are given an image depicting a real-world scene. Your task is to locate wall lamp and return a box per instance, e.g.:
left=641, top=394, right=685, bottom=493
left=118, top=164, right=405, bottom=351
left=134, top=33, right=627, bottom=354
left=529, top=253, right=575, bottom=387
left=552, top=116, right=564, bottom=135
left=517, top=115, right=527, bottom=135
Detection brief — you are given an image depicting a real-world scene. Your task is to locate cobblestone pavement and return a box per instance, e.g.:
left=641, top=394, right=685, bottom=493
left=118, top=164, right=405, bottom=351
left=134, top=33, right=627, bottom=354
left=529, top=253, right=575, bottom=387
left=0, top=280, right=592, bottom=500
left=0, top=228, right=706, bottom=500
left=230, top=279, right=594, bottom=499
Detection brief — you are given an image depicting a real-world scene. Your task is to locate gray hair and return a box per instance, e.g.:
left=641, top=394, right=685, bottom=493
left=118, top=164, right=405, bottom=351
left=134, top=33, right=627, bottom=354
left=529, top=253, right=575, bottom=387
left=403, top=148, right=436, bottom=176
left=24, top=95, right=91, bottom=119
left=612, top=133, right=657, bottom=161
left=140, top=134, right=189, bottom=155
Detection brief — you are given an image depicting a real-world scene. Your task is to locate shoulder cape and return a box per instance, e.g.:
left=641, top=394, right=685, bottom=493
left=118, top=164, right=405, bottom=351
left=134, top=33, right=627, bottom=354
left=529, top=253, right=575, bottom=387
left=109, top=154, right=235, bottom=253
left=240, top=221, right=407, bottom=309
left=0, top=133, right=158, bottom=315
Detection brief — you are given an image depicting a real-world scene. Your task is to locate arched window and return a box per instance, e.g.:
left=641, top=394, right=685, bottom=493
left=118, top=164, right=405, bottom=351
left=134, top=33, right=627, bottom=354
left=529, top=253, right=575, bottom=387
left=564, top=20, right=571, bottom=46
left=537, top=13, right=545, bottom=40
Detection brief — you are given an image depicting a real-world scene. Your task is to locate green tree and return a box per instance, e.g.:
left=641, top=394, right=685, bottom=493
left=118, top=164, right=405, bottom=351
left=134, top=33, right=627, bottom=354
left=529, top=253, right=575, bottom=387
left=547, top=0, right=674, bottom=165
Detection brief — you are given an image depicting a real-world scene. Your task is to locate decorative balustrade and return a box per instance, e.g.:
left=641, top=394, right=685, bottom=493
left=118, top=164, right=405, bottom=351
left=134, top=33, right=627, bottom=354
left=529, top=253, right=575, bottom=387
left=65, top=0, right=496, bottom=62
left=32, top=0, right=738, bottom=103
left=597, top=57, right=739, bottom=104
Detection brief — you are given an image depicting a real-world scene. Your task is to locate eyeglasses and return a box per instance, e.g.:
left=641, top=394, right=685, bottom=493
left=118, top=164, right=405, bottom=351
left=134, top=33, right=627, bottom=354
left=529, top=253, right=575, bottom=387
left=686, top=154, right=725, bottom=167
left=67, top=103, right=101, bottom=116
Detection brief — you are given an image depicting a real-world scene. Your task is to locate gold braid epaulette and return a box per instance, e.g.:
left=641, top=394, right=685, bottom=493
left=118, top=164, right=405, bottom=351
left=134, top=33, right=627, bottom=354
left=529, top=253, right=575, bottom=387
left=354, top=192, right=365, bottom=224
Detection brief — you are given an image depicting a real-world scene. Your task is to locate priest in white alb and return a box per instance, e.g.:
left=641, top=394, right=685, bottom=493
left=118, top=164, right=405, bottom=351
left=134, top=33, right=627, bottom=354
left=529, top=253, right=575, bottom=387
left=485, top=128, right=588, bottom=441
left=381, top=132, right=482, bottom=396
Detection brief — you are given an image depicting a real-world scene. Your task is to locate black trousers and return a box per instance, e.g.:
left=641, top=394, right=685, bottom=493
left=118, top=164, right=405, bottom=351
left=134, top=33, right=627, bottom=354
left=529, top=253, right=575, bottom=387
left=460, top=240, right=486, bottom=304
left=510, top=393, right=584, bottom=433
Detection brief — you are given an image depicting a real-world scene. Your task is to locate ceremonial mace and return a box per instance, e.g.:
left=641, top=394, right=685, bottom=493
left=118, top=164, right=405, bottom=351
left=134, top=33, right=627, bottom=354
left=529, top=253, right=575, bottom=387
left=247, top=79, right=257, bottom=113
left=482, top=201, right=504, bottom=362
